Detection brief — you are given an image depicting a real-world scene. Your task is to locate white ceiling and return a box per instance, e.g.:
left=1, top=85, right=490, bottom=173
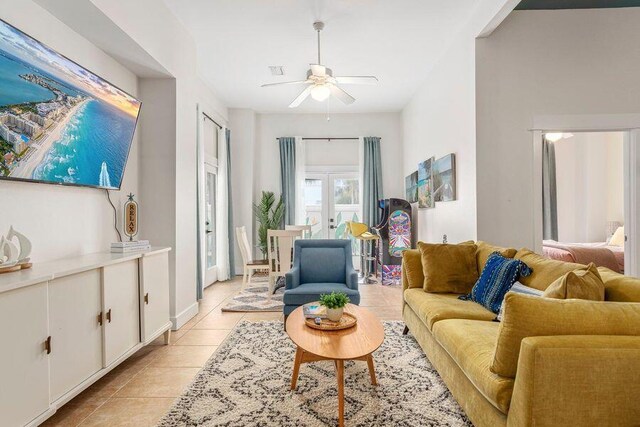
left=164, top=0, right=478, bottom=113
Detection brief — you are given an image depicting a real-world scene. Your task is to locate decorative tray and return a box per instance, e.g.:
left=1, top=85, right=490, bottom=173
left=305, top=312, right=357, bottom=331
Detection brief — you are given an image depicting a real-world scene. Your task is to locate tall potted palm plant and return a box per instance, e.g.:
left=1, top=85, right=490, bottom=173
left=253, top=191, right=285, bottom=258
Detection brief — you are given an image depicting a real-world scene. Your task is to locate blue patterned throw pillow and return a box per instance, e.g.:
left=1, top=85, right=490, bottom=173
left=459, top=252, right=532, bottom=314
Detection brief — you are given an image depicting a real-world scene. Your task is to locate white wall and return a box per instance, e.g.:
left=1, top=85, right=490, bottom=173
left=89, top=0, right=229, bottom=328
left=400, top=0, right=515, bottom=245
left=255, top=113, right=403, bottom=199
left=476, top=9, right=640, bottom=248
left=555, top=132, right=623, bottom=243
left=0, top=0, right=139, bottom=262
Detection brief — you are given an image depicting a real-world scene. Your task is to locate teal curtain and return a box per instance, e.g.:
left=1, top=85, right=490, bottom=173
left=279, top=137, right=296, bottom=225
left=542, top=139, right=558, bottom=240
left=226, top=129, right=235, bottom=276
left=363, top=136, right=383, bottom=227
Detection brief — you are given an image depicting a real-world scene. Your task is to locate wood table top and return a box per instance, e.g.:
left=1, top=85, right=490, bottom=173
left=286, top=304, right=385, bottom=360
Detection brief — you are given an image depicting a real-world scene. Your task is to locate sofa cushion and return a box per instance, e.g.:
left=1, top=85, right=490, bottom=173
left=299, top=247, right=346, bottom=284
left=418, top=242, right=479, bottom=294
left=599, top=267, right=640, bottom=303
left=401, top=249, right=424, bottom=289
left=476, top=241, right=517, bottom=275
left=404, top=288, right=495, bottom=331
left=462, top=252, right=532, bottom=314
left=543, top=263, right=605, bottom=301
left=283, top=283, right=360, bottom=306
left=492, top=292, right=640, bottom=378
left=514, top=249, right=584, bottom=291
left=433, top=319, right=514, bottom=414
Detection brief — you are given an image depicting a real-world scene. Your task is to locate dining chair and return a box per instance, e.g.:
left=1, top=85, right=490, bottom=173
left=236, top=226, right=269, bottom=291
left=285, top=224, right=312, bottom=239
left=267, top=229, right=303, bottom=299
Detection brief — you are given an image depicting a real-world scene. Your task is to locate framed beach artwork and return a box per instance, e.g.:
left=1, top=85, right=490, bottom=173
left=417, top=157, right=435, bottom=209
left=405, top=170, right=418, bottom=203
left=433, top=153, right=456, bottom=202
left=0, top=18, right=141, bottom=190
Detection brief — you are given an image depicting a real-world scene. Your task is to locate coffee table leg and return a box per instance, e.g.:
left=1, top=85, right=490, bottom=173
left=366, top=354, right=378, bottom=386
left=291, top=347, right=304, bottom=390
left=337, top=359, right=345, bottom=427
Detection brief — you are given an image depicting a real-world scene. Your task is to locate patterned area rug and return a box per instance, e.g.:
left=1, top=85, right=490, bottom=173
left=221, top=276, right=284, bottom=312
left=159, top=321, right=471, bottom=426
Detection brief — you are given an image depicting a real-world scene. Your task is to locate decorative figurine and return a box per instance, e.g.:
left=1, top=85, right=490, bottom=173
left=0, top=226, right=32, bottom=273
left=124, top=193, right=138, bottom=242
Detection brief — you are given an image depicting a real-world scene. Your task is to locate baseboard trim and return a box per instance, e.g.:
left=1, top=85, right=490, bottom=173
left=171, top=301, right=199, bottom=330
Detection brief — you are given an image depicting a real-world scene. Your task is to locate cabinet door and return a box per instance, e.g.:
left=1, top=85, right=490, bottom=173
left=49, top=270, right=103, bottom=401
left=102, top=260, right=140, bottom=366
left=140, top=251, right=170, bottom=343
left=0, top=282, right=50, bottom=426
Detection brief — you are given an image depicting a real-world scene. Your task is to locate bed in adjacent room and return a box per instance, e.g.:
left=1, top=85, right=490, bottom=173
left=543, top=233, right=625, bottom=274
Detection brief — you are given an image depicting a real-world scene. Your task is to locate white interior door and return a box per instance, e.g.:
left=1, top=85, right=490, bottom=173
left=204, top=162, right=218, bottom=285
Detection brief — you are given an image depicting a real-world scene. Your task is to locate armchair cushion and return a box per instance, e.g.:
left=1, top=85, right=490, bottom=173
left=282, top=283, right=361, bottom=306
left=299, top=247, right=347, bottom=284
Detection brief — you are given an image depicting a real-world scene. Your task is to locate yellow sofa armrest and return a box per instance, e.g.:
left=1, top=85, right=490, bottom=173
left=508, top=335, right=640, bottom=427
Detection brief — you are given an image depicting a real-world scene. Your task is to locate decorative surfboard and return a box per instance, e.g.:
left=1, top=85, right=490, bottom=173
left=388, top=210, right=411, bottom=257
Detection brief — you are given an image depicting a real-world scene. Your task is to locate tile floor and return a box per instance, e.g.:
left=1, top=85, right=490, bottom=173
left=42, top=276, right=403, bottom=426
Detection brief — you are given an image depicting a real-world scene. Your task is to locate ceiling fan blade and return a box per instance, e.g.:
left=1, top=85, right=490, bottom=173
left=329, top=84, right=355, bottom=105
left=310, top=64, right=327, bottom=77
left=288, top=85, right=313, bottom=108
left=261, top=80, right=309, bottom=87
left=335, top=76, right=378, bottom=85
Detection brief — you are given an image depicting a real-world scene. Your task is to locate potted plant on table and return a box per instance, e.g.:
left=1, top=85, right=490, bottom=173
left=319, top=292, right=350, bottom=322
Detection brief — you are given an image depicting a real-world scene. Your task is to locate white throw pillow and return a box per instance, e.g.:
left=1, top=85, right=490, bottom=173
left=496, top=281, right=543, bottom=322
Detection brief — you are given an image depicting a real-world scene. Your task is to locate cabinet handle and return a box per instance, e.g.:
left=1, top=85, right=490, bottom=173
left=144, top=293, right=149, bottom=305
left=45, top=336, right=51, bottom=354
left=106, top=308, right=112, bottom=323
left=98, top=311, right=103, bottom=326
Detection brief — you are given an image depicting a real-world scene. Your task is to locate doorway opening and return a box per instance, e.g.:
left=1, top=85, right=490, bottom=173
left=541, top=131, right=626, bottom=274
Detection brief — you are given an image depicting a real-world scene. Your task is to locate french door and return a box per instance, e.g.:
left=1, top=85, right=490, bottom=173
left=304, top=172, right=361, bottom=244
left=204, top=163, right=218, bottom=286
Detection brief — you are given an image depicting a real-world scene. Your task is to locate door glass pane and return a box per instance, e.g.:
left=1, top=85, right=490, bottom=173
left=304, top=178, right=324, bottom=238
left=333, top=177, right=361, bottom=255
left=206, top=171, right=217, bottom=269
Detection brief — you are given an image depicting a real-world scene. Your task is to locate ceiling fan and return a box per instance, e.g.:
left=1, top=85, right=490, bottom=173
left=261, top=21, right=378, bottom=108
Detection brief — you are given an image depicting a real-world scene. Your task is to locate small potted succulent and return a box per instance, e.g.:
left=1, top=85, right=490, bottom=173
left=319, top=292, right=350, bottom=322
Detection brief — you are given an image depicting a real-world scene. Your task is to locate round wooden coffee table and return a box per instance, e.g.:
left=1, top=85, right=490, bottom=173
left=286, top=303, right=385, bottom=427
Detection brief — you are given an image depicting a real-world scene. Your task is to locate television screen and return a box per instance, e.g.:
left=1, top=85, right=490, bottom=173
left=0, top=19, right=141, bottom=190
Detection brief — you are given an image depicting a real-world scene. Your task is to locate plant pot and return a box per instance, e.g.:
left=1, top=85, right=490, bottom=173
left=326, top=307, right=344, bottom=322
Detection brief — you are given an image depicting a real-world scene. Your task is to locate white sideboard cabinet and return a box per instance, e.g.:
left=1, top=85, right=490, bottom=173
left=0, top=247, right=172, bottom=427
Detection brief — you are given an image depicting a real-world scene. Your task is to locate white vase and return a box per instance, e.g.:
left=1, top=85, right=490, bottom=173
left=326, top=307, right=344, bottom=322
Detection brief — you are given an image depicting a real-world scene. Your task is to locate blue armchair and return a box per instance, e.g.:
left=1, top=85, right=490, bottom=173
left=284, top=239, right=360, bottom=317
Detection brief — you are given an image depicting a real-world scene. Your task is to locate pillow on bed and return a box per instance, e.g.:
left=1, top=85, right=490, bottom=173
left=609, top=226, right=625, bottom=247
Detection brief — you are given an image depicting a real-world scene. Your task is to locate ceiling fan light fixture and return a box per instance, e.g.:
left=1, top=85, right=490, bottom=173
left=310, top=84, right=331, bottom=101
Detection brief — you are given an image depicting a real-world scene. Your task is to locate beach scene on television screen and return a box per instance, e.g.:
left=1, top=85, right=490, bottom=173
left=0, top=20, right=141, bottom=189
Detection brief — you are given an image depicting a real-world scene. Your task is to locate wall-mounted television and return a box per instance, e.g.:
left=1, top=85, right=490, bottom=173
left=0, top=18, right=141, bottom=190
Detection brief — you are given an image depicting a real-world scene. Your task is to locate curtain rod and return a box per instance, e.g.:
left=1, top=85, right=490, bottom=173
left=276, top=137, right=379, bottom=141
left=202, top=112, right=223, bottom=130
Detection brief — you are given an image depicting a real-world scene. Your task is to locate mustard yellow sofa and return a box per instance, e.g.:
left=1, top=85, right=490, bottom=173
left=402, top=243, right=640, bottom=427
